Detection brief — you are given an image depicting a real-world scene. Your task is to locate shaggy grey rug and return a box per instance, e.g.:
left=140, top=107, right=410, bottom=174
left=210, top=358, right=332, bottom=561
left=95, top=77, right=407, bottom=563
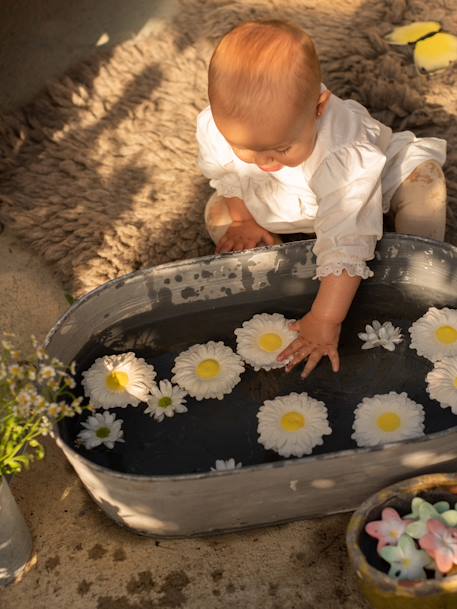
left=0, top=0, right=456, bottom=297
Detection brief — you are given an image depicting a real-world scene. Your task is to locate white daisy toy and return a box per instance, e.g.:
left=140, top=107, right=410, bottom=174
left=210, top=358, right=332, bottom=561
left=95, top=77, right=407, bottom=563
left=409, top=307, right=457, bottom=362
left=82, top=352, right=156, bottom=409
left=77, top=412, right=125, bottom=449
left=144, top=380, right=187, bottom=422
left=210, top=458, right=242, bottom=471
left=257, top=392, right=332, bottom=458
left=171, top=341, right=244, bottom=400
left=234, top=313, right=297, bottom=371
left=352, top=392, right=425, bottom=448
left=426, top=357, right=457, bottom=414
left=358, top=320, right=403, bottom=351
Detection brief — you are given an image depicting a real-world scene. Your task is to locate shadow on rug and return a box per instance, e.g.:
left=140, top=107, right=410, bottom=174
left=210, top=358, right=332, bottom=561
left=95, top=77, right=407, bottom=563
left=0, top=0, right=456, bottom=297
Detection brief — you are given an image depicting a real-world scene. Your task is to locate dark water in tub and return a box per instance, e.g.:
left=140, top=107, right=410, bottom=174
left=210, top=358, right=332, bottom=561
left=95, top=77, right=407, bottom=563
left=59, top=283, right=457, bottom=475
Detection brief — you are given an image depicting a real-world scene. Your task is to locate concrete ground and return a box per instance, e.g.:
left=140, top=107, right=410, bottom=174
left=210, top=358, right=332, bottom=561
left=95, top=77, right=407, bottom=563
left=0, top=225, right=370, bottom=609
left=1, top=2, right=368, bottom=607
left=0, top=0, right=178, bottom=111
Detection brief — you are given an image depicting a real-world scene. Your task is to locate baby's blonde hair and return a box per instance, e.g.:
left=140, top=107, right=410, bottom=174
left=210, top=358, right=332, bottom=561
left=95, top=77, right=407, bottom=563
left=208, top=20, right=321, bottom=121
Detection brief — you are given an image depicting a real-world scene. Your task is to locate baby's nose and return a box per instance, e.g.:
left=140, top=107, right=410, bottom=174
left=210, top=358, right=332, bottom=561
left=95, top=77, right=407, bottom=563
left=255, top=152, right=275, bottom=165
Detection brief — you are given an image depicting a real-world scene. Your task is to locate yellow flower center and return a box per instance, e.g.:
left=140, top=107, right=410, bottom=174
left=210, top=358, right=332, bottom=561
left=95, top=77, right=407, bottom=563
left=377, top=412, right=401, bottom=433
left=389, top=530, right=400, bottom=540
left=159, top=396, right=172, bottom=409
left=105, top=370, right=129, bottom=392
left=435, top=325, right=457, bottom=344
left=196, top=359, right=220, bottom=379
left=258, top=332, right=283, bottom=352
left=96, top=426, right=110, bottom=439
left=454, top=376, right=457, bottom=389
left=281, top=411, right=306, bottom=432
left=402, top=558, right=411, bottom=568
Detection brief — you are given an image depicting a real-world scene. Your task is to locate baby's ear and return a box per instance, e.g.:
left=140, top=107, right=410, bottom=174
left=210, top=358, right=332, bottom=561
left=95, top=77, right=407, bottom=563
left=316, top=90, right=331, bottom=118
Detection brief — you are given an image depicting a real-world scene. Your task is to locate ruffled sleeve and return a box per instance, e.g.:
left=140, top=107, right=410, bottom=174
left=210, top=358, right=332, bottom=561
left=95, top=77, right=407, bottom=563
left=310, top=141, right=386, bottom=280
left=196, top=107, right=243, bottom=199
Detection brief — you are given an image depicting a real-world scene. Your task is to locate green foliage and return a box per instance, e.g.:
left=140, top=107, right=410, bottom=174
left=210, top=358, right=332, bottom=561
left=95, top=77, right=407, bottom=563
left=0, top=333, right=91, bottom=477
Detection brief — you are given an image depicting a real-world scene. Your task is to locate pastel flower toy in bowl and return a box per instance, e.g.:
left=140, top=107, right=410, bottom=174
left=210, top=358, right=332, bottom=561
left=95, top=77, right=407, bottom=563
left=346, top=474, right=457, bottom=609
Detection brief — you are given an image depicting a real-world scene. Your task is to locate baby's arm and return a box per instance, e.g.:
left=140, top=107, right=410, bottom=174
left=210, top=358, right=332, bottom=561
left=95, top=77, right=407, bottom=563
left=277, top=272, right=361, bottom=378
left=278, top=137, right=387, bottom=377
left=215, top=196, right=278, bottom=253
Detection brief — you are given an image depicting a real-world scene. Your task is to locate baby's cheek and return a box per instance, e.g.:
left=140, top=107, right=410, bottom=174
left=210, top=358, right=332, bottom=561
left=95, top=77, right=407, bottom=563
left=233, top=148, right=255, bottom=164
left=282, top=151, right=307, bottom=167
left=285, top=144, right=314, bottom=166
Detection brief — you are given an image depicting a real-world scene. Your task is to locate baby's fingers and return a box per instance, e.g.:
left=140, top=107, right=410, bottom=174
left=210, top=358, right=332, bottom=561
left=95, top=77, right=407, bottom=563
left=277, top=337, right=304, bottom=362
left=285, top=344, right=313, bottom=372
left=216, top=238, right=234, bottom=253
left=232, top=239, right=251, bottom=252
left=300, top=351, right=323, bottom=379
left=261, top=231, right=275, bottom=246
left=245, top=239, right=259, bottom=250
left=328, top=349, right=340, bottom=373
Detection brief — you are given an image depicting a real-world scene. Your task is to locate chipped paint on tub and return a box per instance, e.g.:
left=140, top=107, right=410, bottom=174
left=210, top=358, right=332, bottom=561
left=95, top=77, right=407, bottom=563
left=386, top=244, right=400, bottom=258
left=291, top=249, right=315, bottom=279
left=149, top=248, right=289, bottom=305
left=246, top=250, right=283, bottom=290
left=151, top=258, right=244, bottom=304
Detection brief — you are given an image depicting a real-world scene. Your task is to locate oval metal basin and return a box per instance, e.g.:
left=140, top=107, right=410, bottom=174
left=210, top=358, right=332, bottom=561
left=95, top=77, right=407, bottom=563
left=46, top=235, right=457, bottom=537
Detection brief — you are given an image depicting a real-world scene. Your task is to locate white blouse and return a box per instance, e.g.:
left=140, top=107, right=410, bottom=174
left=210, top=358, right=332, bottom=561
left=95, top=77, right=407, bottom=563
left=196, top=88, right=446, bottom=279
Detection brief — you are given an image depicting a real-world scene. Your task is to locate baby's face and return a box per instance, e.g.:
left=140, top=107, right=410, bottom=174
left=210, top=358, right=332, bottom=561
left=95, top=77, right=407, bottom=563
left=213, top=97, right=325, bottom=172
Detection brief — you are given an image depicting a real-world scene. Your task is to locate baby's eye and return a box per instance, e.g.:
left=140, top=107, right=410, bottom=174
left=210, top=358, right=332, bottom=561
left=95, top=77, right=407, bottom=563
left=276, top=146, right=291, bottom=155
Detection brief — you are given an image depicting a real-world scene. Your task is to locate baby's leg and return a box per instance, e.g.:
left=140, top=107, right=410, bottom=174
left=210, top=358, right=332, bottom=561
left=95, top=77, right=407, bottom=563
left=204, top=193, right=234, bottom=244
left=389, top=160, right=447, bottom=241
left=204, top=193, right=282, bottom=246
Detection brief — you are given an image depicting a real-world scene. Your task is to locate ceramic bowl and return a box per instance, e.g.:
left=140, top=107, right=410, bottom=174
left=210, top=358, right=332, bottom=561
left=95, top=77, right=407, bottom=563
left=346, top=473, right=457, bottom=609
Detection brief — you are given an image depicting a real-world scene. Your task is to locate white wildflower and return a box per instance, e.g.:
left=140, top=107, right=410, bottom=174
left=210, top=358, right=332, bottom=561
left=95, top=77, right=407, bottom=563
left=77, top=412, right=125, bottom=449
left=358, top=320, right=403, bottom=351
left=210, top=458, right=243, bottom=471
left=144, top=380, right=187, bottom=422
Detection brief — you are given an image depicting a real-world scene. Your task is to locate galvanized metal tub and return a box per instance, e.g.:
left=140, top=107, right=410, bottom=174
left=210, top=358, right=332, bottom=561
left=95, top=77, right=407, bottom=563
left=46, top=235, right=457, bottom=537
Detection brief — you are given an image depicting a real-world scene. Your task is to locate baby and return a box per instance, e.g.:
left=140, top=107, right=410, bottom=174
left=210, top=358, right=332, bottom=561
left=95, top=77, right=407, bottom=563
left=196, top=20, right=447, bottom=378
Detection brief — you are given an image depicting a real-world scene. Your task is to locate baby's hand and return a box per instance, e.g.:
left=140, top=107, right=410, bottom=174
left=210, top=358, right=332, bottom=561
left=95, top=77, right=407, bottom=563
left=277, top=312, right=341, bottom=379
left=216, top=220, right=277, bottom=254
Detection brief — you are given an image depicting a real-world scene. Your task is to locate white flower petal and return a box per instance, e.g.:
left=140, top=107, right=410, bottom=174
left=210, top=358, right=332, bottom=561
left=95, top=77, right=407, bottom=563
left=352, top=392, right=425, bottom=447
left=144, top=379, right=188, bottom=421
left=257, top=392, right=332, bottom=458
left=171, top=341, right=244, bottom=400
left=426, top=357, right=457, bottom=414
left=359, top=321, right=403, bottom=352
left=409, top=307, right=457, bottom=362
left=77, top=411, right=125, bottom=450
left=82, top=352, right=156, bottom=409
left=210, top=458, right=242, bottom=471
left=235, top=313, right=297, bottom=371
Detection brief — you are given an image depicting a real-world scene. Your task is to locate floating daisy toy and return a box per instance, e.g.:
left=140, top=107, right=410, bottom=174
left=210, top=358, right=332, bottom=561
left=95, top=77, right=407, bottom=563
left=358, top=320, right=403, bottom=351
left=257, top=392, right=332, bottom=458
left=171, top=341, right=244, bottom=400
left=426, top=357, right=457, bottom=414
left=210, top=458, right=242, bottom=471
left=144, top=380, right=187, bottom=422
left=352, top=392, right=425, bottom=448
left=82, top=352, right=156, bottom=409
left=409, top=307, right=457, bottom=362
left=234, top=313, right=297, bottom=371
left=77, top=412, right=125, bottom=449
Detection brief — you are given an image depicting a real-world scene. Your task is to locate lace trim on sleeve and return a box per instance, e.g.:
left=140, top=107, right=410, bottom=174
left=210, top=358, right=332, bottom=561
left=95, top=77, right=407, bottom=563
left=313, top=260, right=374, bottom=280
